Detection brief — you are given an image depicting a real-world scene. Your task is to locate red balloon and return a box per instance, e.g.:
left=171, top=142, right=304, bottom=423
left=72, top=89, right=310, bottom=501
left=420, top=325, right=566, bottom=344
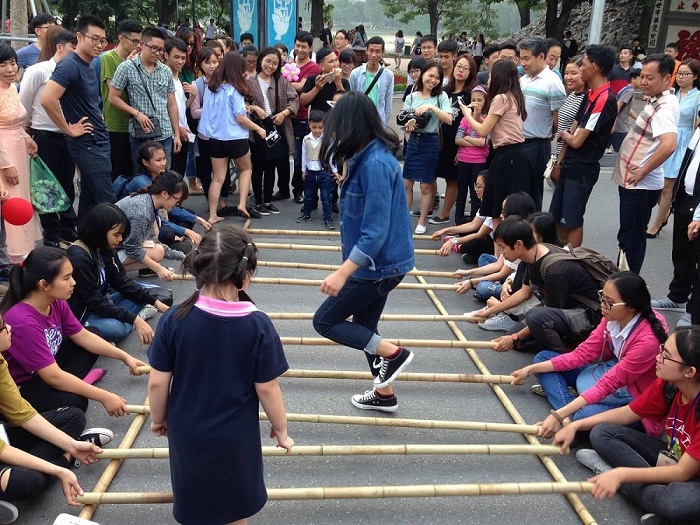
left=2, top=197, right=34, bottom=226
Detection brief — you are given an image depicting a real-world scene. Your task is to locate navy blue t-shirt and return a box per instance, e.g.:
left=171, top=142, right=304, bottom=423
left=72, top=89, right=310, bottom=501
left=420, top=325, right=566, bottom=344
left=49, top=52, right=109, bottom=143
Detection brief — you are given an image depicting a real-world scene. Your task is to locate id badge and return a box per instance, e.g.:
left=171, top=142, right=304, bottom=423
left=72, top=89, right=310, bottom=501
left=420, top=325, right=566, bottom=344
left=656, top=450, right=678, bottom=466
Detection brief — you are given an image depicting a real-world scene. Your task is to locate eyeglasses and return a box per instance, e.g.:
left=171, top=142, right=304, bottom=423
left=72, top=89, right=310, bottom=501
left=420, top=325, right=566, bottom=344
left=677, top=72, right=693, bottom=77
left=455, top=65, right=470, bottom=72
left=474, top=183, right=486, bottom=189
left=168, top=193, right=182, bottom=205
left=659, top=344, right=688, bottom=366
left=122, top=36, right=140, bottom=45
left=81, top=33, right=108, bottom=47
left=597, top=290, right=626, bottom=309
left=144, top=43, right=165, bottom=55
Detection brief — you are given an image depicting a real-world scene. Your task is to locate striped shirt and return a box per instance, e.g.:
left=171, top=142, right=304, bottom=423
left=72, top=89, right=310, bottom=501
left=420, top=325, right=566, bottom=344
left=554, top=91, right=585, bottom=156
left=612, top=90, right=679, bottom=190
left=520, top=66, right=566, bottom=139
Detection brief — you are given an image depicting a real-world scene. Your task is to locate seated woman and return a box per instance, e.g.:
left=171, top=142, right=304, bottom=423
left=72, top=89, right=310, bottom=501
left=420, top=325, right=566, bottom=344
left=116, top=172, right=189, bottom=283
left=114, top=141, right=210, bottom=254
left=554, top=328, right=700, bottom=524
left=0, top=247, right=145, bottom=415
left=451, top=192, right=536, bottom=297
left=0, top=310, right=106, bottom=521
left=67, top=203, right=170, bottom=345
left=513, top=272, right=668, bottom=439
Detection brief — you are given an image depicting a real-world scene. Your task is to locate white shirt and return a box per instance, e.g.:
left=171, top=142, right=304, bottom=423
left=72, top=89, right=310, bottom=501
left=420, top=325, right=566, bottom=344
left=635, top=91, right=680, bottom=191
left=684, top=127, right=700, bottom=195
left=257, top=77, right=272, bottom=116
left=173, top=76, right=188, bottom=129
left=205, top=24, right=217, bottom=39
left=18, top=58, right=62, bottom=133
left=607, top=313, right=641, bottom=358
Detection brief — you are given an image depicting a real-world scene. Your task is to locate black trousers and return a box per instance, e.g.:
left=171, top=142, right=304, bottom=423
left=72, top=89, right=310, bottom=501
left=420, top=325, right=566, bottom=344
left=109, top=131, right=133, bottom=180
left=170, top=140, right=189, bottom=177
left=521, top=138, right=551, bottom=211
left=668, top=191, right=700, bottom=304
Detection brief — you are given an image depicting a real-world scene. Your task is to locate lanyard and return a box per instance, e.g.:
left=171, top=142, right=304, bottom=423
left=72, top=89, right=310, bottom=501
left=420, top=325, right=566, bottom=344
left=669, top=391, right=700, bottom=454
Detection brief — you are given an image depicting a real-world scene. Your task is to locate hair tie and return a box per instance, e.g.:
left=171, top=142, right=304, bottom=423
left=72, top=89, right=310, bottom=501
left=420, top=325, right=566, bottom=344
left=242, top=256, right=249, bottom=262
left=246, top=243, right=253, bottom=247
left=194, top=248, right=199, bottom=254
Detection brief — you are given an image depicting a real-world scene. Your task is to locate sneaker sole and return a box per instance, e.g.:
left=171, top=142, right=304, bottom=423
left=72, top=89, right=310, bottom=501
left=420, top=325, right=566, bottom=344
left=477, top=322, right=510, bottom=332
left=373, top=351, right=415, bottom=389
left=652, top=305, right=686, bottom=312
left=350, top=398, right=398, bottom=413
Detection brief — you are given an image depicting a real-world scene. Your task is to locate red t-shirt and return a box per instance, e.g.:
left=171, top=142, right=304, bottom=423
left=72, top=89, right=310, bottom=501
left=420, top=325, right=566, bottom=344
left=294, top=60, right=322, bottom=120
left=630, top=378, right=700, bottom=462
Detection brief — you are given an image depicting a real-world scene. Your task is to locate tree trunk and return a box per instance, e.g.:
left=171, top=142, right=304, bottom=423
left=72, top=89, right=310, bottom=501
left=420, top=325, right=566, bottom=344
left=428, top=0, right=439, bottom=37
left=545, top=0, right=559, bottom=38
left=311, top=0, right=324, bottom=37
left=9, top=0, right=28, bottom=50
left=636, top=0, right=655, bottom=49
left=517, top=4, right=531, bottom=29
left=546, top=0, right=584, bottom=38
left=155, top=0, right=178, bottom=25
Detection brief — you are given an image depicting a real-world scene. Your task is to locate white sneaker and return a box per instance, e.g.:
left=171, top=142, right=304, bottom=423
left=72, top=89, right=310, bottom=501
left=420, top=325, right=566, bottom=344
left=676, top=313, right=692, bottom=328
left=575, top=449, right=611, bottom=474
left=651, top=297, right=687, bottom=312
left=138, top=304, right=159, bottom=320
left=53, top=514, right=100, bottom=525
left=464, top=309, right=487, bottom=322
left=478, top=312, right=519, bottom=332
left=414, top=224, right=427, bottom=235
left=0, top=501, right=18, bottom=525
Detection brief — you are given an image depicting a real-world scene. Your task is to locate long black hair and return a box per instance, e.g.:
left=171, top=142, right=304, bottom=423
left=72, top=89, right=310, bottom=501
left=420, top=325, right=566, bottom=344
left=0, top=247, right=67, bottom=314
left=255, top=47, right=281, bottom=78
left=526, top=212, right=563, bottom=246
left=607, top=272, right=667, bottom=345
left=675, top=327, right=700, bottom=372
left=175, top=225, right=257, bottom=319
left=78, top=203, right=131, bottom=250
left=502, top=191, right=536, bottom=220
left=320, top=91, right=400, bottom=170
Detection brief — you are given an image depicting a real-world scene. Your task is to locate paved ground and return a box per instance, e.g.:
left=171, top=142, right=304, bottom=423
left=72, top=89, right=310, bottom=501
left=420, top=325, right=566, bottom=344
left=17, top=99, right=678, bottom=525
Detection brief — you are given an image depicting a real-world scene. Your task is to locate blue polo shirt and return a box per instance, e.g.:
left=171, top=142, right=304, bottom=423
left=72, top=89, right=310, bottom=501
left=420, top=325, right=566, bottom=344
left=49, top=52, right=109, bottom=143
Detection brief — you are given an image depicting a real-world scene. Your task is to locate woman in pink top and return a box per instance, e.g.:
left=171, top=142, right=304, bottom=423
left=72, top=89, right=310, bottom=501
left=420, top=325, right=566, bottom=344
left=461, top=59, right=531, bottom=232
left=511, top=272, right=668, bottom=438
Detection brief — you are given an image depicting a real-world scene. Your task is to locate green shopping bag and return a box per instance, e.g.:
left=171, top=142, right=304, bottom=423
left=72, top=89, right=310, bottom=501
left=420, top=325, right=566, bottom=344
left=29, top=156, right=71, bottom=214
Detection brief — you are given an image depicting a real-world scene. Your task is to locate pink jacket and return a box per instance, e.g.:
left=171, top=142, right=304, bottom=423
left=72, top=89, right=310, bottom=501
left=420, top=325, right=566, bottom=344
left=550, top=312, right=668, bottom=436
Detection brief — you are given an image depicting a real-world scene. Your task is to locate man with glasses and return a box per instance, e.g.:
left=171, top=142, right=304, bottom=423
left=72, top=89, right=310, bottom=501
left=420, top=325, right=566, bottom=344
left=100, top=19, right=143, bottom=180
left=41, top=15, right=116, bottom=220
left=108, top=27, right=182, bottom=172
left=17, top=14, right=55, bottom=69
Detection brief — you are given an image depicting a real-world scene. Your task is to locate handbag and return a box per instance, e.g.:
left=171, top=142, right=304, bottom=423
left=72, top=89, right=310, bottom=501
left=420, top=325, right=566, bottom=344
left=131, top=63, right=163, bottom=140
left=543, top=154, right=556, bottom=183
left=396, top=109, right=431, bottom=129
left=252, top=77, right=287, bottom=161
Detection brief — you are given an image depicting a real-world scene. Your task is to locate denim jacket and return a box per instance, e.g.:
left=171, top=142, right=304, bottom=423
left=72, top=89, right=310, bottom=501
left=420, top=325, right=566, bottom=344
left=340, top=139, right=414, bottom=279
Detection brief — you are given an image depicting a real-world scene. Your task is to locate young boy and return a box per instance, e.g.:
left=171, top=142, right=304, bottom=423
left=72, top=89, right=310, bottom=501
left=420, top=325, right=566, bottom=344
left=297, top=110, right=337, bottom=229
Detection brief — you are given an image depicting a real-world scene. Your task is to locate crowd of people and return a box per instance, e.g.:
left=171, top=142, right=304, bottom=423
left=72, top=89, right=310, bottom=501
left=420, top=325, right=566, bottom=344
left=0, top=10, right=699, bottom=525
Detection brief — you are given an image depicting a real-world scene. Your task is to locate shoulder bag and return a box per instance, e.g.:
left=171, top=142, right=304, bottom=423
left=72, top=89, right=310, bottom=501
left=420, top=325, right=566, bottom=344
left=251, top=77, right=287, bottom=161
left=131, top=62, right=163, bottom=140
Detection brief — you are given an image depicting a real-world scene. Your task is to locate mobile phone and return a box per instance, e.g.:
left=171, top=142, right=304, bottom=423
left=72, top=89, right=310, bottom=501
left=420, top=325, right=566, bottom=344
left=324, top=71, right=335, bottom=81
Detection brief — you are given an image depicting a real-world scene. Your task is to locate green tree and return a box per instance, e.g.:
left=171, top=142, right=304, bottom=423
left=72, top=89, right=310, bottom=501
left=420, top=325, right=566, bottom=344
left=378, top=0, right=448, bottom=38
left=441, top=1, right=501, bottom=41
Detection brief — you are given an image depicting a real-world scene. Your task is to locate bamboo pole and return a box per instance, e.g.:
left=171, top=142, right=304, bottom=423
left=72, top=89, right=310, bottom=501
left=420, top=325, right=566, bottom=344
left=95, top=444, right=563, bottom=460
left=79, top=396, right=150, bottom=521
left=413, top=271, right=598, bottom=525
left=277, top=337, right=497, bottom=349
left=244, top=228, right=435, bottom=242
left=267, top=312, right=480, bottom=322
left=172, top=274, right=195, bottom=281
left=123, top=406, right=539, bottom=434
left=77, top=482, right=594, bottom=505
left=250, top=277, right=460, bottom=291
left=254, top=242, right=440, bottom=256
left=257, top=261, right=457, bottom=278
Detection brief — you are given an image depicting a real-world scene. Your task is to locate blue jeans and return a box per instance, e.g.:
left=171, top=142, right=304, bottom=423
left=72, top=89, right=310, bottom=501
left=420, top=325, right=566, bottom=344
left=474, top=253, right=501, bottom=301
left=130, top=136, right=173, bottom=173
left=591, top=423, right=700, bottom=523
left=313, top=276, right=404, bottom=376
left=533, top=350, right=633, bottom=420
left=617, top=187, right=661, bottom=274
left=185, top=141, right=196, bottom=180
left=303, top=170, right=333, bottom=222
left=65, top=135, right=115, bottom=220
left=85, top=293, right=144, bottom=343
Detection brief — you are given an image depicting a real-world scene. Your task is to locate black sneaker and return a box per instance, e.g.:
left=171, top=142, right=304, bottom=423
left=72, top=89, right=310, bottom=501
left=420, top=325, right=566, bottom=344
left=0, top=501, right=18, bottom=524
left=271, top=191, right=290, bottom=201
left=433, top=195, right=440, bottom=208
left=428, top=215, right=450, bottom=224
left=332, top=202, right=339, bottom=214
left=254, top=204, right=271, bottom=216
left=351, top=389, right=398, bottom=413
left=217, top=205, right=238, bottom=217
left=373, top=347, right=414, bottom=389
left=410, top=209, right=432, bottom=217
left=293, top=192, right=304, bottom=204
left=296, top=215, right=312, bottom=223
left=264, top=203, right=280, bottom=214
left=246, top=206, right=263, bottom=219
left=138, top=268, right=157, bottom=278
left=325, top=220, right=335, bottom=230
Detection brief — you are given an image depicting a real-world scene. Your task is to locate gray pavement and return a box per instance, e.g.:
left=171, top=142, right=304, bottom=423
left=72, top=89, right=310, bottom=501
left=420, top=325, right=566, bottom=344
left=17, top=126, right=680, bottom=524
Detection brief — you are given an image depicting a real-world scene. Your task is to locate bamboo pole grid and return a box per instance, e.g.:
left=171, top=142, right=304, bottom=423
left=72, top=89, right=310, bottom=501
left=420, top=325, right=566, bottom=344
left=78, top=227, right=598, bottom=524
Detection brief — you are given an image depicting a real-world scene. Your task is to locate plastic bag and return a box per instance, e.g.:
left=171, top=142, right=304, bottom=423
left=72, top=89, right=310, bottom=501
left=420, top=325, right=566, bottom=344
left=29, top=156, right=71, bottom=214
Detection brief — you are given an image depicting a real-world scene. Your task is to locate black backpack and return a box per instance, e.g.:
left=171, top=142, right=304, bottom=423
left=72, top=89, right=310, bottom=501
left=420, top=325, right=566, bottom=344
left=538, top=243, right=620, bottom=311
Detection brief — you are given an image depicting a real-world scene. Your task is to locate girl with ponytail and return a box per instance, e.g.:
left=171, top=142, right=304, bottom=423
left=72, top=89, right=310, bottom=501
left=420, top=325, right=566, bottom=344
left=147, top=224, right=293, bottom=525
left=511, top=271, right=668, bottom=438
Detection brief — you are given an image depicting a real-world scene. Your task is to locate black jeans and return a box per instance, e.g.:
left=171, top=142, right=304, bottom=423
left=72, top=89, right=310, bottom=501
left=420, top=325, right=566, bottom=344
left=525, top=306, right=594, bottom=354
left=591, top=423, right=700, bottom=523
left=617, top=187, right=662, bottom=274
left=109, top=131, right=133, bottom=180
left=170, top=140, right=190, bottom=178
left=33, top=130, right=78, bottom=244
left=0, top=406, right=85, bottom=501
left=521, top=138, right=551, bottom=211
left=65, top=135, right=115, bottom=221
left=18, top=336, right=98, bottom=413
left=251, top=147, right=278, bottom=204
left=290, top=119, right=309, bottom=196
left=668, top=191, right=700, bottom=305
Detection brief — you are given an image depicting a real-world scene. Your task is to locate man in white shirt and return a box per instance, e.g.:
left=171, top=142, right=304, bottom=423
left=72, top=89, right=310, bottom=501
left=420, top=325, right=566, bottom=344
left=205, top=19, right=217, bottom=41
left=19, top=29, right=78, bottom=246
left=165, top=38, right=194, bottom=177
left=613, top=54, right=679, bottom=274
left=518, top=36, right=566, bottom=211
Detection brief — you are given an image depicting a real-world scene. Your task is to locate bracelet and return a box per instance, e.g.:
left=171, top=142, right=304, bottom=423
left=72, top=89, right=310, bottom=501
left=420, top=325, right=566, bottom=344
left=549, top=409, right=565, bottom=424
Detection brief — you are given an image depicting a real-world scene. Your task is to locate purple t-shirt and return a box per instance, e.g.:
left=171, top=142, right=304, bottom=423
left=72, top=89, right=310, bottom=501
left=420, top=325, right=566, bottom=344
left=4, top=300, right=84, bottom=384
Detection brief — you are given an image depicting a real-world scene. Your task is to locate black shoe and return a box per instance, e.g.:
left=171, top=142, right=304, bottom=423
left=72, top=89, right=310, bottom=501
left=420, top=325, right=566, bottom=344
left=271, top=191, right=290, bottom=201
left=325, top=220, right=335, bottom=230
left=217, top=205, right=238, bottom=217
left=373, top=347, right=414, bottom=389
left=433, top=195, right=440, bottom=209
left=351, top=389, right=398, bottom=413
left=410, top=209, right=432, bottom=217
left=254, top=204, right=271, bottom=216
left=293, top=192, right=304, bottom=204
left=296, top=215, right=312, bottom=223
left=263, top=203, right=281, bottom=214
left=246, top=206, right=263, bottom=219
left=332, top=202, right=339, bottom=214
left=138, top=268, right=158, bottom=278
